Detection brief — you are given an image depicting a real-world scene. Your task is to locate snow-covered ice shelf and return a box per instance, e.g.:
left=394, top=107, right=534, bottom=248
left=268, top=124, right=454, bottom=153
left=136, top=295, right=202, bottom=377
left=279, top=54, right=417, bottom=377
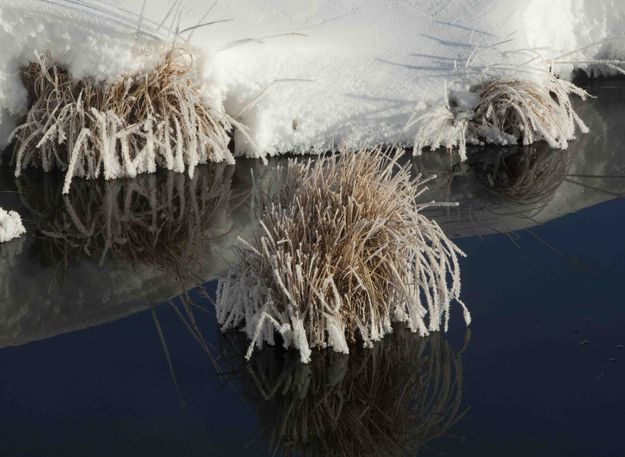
left=1, top=0, right=625, bottom=163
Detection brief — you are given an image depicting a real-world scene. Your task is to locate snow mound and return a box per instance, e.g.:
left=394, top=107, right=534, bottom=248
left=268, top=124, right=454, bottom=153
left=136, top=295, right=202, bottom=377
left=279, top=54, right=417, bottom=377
left=2, top=0, right=625, bottom=162
left=0, top=208, right=26, bottom=243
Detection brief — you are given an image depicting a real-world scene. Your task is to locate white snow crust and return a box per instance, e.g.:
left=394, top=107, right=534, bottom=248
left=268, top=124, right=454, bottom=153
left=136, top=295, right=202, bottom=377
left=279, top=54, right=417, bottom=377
left=0, top=207, right=25, bottom=243
left=1, top=0, right=625, bottom=158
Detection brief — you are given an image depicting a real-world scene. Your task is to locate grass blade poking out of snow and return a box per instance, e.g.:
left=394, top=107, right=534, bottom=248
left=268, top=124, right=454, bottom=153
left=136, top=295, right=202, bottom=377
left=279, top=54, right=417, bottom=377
left=12, top=47, right=233, bottom=193
left=216, top=148, right=470, bottom=363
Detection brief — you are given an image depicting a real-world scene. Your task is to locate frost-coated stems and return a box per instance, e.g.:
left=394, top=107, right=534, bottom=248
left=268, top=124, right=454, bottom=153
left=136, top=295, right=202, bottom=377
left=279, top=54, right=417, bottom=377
left=216, top=149, right=470, bottom=363
left=474, top=75, right=589, bottom=149
left=413, top=73, right=590, bottom=157
left=12, top=48, right=233, bottom=193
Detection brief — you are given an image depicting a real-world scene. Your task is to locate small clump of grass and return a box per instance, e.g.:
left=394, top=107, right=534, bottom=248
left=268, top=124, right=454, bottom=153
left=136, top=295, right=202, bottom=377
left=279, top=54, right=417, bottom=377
left=414, top=73, right=590, bottom=158
left=216, top=148, right=470, bottom=363
left=11, top=47, right=233, bottom=194
left=473, top=74, right=590, bottom=149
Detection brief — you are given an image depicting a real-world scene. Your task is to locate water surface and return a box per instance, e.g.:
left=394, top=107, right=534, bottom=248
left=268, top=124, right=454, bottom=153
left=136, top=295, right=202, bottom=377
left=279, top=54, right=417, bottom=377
left=0, top=80, right=624, bottom=456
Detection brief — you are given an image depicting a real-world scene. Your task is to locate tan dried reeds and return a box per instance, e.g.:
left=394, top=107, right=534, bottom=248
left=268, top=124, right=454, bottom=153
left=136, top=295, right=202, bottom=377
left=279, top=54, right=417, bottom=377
left=414, top=74, right=590, bottom=158
left=473, top=75, right=589, bottom=149
left=11, top=47, right=233, bottom=194
left=216, top=149, right=470, bottom=363
left=220, top=327, right=469, bottom=457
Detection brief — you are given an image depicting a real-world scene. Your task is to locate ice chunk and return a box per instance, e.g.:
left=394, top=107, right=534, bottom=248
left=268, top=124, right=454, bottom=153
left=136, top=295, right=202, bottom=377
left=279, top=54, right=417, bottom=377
left=0, top=208, right=26, bottom=243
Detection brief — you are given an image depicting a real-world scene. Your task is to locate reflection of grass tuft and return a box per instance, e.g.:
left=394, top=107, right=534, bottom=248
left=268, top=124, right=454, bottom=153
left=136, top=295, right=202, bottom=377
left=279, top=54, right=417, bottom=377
left=469, top=145, right=570, bottom=204
left=221, top=327, right=470, bottom=457
left=17, top=165, right=236, bottom=276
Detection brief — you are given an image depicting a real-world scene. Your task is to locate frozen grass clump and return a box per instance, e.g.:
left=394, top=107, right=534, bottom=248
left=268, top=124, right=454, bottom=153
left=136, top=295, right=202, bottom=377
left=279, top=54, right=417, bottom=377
left=11, top=47, right=233, bottom=194
left=414, top=102, right=470, bottom=161
left=414, top=73, right=590, bottom=158
left=473, top=75, right=590, bottom=149
left=221, top=328, right=469, bottom=457
left=216, top=149, right=470, bottom=363
left=0, top=207, right=26, bottom=243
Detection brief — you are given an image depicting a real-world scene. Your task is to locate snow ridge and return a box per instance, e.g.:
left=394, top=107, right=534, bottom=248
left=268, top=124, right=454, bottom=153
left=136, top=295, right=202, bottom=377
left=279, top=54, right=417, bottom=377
left=2, top=0, right=625, bottom=165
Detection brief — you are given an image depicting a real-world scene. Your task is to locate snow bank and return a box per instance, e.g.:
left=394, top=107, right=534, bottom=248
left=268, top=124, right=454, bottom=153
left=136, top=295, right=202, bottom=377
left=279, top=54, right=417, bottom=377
left=0, top=207, right=25, bottom=243
left=2, top=0, right=625, bottom=159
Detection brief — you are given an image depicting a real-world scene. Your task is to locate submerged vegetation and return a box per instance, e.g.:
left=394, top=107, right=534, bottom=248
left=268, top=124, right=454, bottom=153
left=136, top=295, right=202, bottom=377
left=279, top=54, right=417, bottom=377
left=11, top=48, right=233, bottom=194
left=216, top=150, right=470, bottom=363
left=221, top=327, right=469, bottom=457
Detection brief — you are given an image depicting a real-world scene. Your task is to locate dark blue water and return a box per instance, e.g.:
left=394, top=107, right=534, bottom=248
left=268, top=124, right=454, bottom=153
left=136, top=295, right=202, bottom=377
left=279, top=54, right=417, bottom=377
left=0, top=81, right=624, bottom=456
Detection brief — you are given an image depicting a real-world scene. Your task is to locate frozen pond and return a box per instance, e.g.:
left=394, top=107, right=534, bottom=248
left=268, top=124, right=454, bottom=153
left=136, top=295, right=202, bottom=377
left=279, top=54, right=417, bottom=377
left=0, top=80, right=624, bottom=456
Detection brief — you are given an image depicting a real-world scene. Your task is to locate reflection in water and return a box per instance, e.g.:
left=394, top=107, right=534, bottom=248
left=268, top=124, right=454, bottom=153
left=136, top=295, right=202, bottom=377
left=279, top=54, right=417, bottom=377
left=0, top=164, right=254, bottom=348
left=414, top=83, right=625, bottom=238
left=468, top=146, right=570, bottom=204
left=220, top=328, right=470, bottom=457
left=17, top=165, right=238, bottom=276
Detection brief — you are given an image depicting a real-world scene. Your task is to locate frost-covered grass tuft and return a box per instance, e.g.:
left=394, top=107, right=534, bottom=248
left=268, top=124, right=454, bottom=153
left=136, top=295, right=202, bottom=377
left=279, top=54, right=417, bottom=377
left=473, top=75, right=590, bottom=149
left=413, top=102, right=470, bottom=161
left=0, top=207, right=26, bottom=243
left=413, top=73, right=590, bottom=158
left=216, top=149, right=470, bottom=363
left=11, top=47, right=233, bottom=194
